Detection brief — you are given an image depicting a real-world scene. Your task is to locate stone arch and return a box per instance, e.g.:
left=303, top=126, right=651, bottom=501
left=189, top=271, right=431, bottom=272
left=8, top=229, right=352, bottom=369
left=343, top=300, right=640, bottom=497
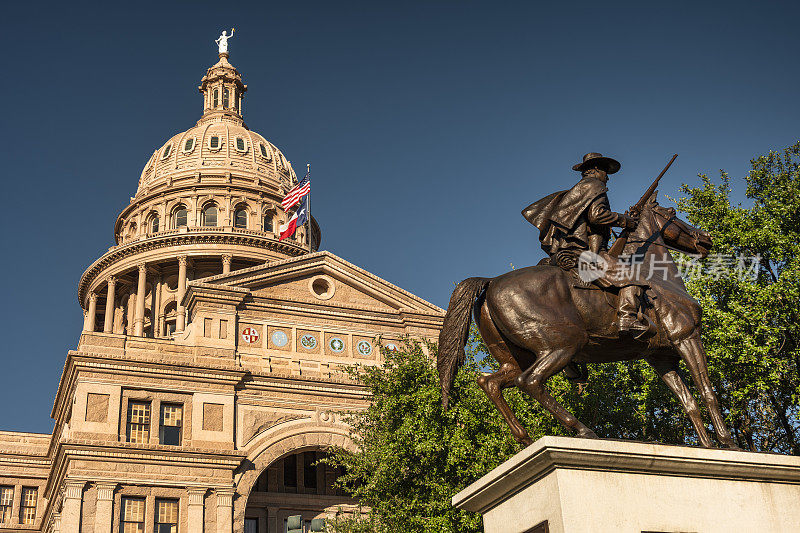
left=232, top=425, right=355, bottom=533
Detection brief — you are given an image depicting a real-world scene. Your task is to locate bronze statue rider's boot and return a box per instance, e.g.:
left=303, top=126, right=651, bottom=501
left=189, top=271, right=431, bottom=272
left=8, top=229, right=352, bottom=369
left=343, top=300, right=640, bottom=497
left=618, top=285, right=655, bottom=340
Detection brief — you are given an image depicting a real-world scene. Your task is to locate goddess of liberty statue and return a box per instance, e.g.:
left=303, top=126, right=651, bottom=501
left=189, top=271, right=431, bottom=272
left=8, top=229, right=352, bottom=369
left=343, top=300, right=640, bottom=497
left=216, top=28, right=235, bottom=54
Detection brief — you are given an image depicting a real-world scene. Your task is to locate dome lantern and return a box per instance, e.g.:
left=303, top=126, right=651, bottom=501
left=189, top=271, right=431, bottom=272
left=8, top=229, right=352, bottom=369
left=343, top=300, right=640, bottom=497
left=198, top=52, right=247, bottom=125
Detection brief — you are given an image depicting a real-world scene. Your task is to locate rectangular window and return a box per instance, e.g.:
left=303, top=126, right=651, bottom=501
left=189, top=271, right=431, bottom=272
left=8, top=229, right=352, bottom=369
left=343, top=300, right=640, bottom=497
left=20, top=487, right=37, bottom=525
left=127, top=401, right=151, bottom=443
left=160, top=404, right=183, bottom=446
left=0, top=486, right=13, bottom=524
left=245, top=518, right=258, bottom=533
left=155, top=499, right=179, bottom=533
left=121, top=497, right=145, bottom=533
left=303, top=451, right=317, bottom=490
left=283, top=453, right=297, bottom=488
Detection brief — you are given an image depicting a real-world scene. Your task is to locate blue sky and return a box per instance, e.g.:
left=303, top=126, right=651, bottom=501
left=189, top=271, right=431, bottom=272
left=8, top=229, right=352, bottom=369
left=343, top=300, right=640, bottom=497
left=1, top=1, right=798, bottom=433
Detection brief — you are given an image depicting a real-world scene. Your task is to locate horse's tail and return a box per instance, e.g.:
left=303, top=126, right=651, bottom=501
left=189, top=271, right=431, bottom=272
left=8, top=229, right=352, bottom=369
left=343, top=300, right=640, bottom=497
left=438, top=277, right=492, bottom=410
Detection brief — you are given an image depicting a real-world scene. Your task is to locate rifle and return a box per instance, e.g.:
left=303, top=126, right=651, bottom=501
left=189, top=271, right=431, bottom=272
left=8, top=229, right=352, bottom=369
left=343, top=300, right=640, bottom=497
left=607, top=154, right=678, bottom=258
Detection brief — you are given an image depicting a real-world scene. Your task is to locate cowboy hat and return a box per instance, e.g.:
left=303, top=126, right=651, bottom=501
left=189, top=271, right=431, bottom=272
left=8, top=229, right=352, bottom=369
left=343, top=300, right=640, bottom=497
left=572, top=152, right=621, bottom=174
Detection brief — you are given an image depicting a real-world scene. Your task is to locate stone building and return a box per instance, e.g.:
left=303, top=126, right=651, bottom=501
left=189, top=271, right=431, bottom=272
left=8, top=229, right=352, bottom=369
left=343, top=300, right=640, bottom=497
left=0, top=46, right=444, bottom=533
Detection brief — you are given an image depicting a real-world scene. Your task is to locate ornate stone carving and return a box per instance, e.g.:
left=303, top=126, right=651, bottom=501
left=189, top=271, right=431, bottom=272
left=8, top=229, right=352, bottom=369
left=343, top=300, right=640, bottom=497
left=241, top=409, right=307, bottom=445
left=187, top=488, right=207, bottom=505
left=63, top=481, right=85, bottom=500
left=95, top=482, right=116, bottom=501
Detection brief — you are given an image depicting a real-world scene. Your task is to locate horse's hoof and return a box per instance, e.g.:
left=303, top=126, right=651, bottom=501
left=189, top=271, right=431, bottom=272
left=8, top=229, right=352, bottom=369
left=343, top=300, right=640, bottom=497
left=516, top=436, right=533, bottom=447
left=576, top=429, right=599, bottom=439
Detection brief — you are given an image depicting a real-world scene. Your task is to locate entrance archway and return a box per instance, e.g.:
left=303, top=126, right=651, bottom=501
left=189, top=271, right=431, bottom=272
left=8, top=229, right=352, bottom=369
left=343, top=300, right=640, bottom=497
left=234, top=429, right=358, bottom=533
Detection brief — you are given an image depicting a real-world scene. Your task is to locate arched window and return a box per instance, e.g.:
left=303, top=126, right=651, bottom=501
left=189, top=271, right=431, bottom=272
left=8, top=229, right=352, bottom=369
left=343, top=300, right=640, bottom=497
left=163, top=301, right=177, bottom=336
left=173, top=206, right=187, bottom=229
left=234, top=208, right=248, bottom=229
left=263, top=213, right=274, bottom=232
left=213, top=89, right=219, bottom=108
left=149, top=215, right=159, bottom=234
left=223, top=88, right=230, bottom=109
left=202, top=204, right=218, bottom=227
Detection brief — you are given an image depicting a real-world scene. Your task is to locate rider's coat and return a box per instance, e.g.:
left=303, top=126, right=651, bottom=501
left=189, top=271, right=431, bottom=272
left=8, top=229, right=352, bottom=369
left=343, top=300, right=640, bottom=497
left=522, top=176, right=649, bottom=288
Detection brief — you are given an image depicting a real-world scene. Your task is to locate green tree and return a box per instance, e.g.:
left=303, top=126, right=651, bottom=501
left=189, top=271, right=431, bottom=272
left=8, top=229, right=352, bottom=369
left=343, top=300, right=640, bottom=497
left=327, top=142, right=800, bottom=530
left=676, top=142, right=800, bottom=453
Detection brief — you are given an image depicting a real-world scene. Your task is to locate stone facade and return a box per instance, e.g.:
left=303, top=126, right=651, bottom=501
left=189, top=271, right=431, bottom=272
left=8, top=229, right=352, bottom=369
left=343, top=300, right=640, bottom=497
left=0, top=48, right=444, bottom=533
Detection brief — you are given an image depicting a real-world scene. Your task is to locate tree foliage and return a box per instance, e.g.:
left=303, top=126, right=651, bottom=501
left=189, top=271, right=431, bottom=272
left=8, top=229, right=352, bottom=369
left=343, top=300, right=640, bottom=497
left=676, top=142, right=800, bottom=453
left=327, top=142, right=800, bottom=531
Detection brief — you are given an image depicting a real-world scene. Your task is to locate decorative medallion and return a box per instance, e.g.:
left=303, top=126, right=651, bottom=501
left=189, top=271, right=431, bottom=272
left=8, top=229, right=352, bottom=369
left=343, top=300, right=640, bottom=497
left=357, top=340, right=373, bottom=357
left=241, top=327, right=259, bottom=344
left=329, top=337, right=345, bottom=353
left=385, top=343, right=399, bottom=352
left=270, top=330, right=289, bottom=347
left=300, top=334, right=318, bottom=349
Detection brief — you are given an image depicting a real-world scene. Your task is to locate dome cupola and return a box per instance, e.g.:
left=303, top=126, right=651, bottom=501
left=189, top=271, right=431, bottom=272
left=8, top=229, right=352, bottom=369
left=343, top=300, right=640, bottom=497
left=198, top=52, right=247, bottom=126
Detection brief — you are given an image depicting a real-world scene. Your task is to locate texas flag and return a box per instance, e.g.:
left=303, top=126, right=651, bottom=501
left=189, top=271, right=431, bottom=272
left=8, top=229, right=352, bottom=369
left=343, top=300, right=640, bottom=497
left=279, top=197, right=308, bottom=241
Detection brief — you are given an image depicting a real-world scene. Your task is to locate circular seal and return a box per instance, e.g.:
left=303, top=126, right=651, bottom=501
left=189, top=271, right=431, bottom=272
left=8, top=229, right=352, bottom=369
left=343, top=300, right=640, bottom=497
left=241, top=327, right=259, bottom=344
left=356, top=340, right=373, bottom=357
left=300, top=334, right=318, bottom=349
left=329, top=337, right=345, bottom=353
left=385, top=343, right=399, bottom=352
left=270, top=330, right=289, bottom=347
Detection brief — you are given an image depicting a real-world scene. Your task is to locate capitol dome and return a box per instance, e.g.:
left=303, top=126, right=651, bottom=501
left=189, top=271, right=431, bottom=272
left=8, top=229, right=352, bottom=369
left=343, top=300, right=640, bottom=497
left=79, top=50, right=320, bottom=337
left=136, top=124, right=297, bottom=197
left=135, top=55, right=298, bottom=198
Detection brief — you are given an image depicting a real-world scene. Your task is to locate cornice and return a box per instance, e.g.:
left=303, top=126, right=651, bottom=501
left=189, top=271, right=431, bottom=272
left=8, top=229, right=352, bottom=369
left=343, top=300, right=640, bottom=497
left=77, top=231, right=310, bottom=307
left=43, top=440, right=245, bottom=509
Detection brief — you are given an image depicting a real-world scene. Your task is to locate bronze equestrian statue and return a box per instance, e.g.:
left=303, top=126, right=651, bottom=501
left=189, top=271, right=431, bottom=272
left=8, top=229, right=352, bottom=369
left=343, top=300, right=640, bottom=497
left=438, top=153, right=737, bottom=448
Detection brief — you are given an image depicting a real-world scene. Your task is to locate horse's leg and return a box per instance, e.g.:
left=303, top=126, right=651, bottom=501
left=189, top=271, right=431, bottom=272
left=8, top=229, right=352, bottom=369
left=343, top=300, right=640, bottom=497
left=674, top=333, right=737, bottom=448
left=515, top=348, right=598, bottom=438
left=646, top=354, right=713, bottom=447
left=476, top=302, right=532, bottom=445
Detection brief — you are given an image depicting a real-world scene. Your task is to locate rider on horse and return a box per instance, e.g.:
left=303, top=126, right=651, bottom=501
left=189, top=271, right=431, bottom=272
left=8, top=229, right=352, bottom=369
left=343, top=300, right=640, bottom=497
left=521, top=152, right=651, bottom=339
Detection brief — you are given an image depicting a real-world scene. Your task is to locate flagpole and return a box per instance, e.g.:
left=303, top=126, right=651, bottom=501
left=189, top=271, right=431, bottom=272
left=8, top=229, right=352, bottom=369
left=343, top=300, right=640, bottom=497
left=306, top=163, right=312, bottom=253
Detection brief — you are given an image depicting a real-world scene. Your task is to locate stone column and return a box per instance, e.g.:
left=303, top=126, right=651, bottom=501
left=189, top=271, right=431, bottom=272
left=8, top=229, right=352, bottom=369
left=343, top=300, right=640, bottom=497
left=188, top=488, right=206, bottom=532
left=52, top=512, right=61, bottom=533
left=215, top=488, right=235, bottom=533
left=60, top=481, right=85, bottom=532
left=222, top=254, right=232, bottom=275
left=153, top=271, right=163, bottom=337
left=86, top=292, right=98, bottom=332
left=103, top=277, right=117, bottom=333
left=177, top=256, right=188, bottom=331
left=134, top=264, right=147, bottom=337
left=94, top=482, right=116, bottom=533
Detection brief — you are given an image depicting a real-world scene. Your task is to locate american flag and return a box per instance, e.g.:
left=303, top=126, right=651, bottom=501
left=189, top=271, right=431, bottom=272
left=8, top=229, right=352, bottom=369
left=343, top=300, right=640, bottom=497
left=282, top=173, right=311, bottom=211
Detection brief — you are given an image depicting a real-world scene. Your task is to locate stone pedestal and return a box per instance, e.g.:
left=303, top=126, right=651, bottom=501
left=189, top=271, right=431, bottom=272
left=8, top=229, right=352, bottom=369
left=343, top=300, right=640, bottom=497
left=452, top=436, right=800, bottom=533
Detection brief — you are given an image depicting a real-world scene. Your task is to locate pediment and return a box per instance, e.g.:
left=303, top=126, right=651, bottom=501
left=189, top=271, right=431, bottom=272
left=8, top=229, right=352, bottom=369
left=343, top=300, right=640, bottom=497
left=201, top=251, right=444, bottom=315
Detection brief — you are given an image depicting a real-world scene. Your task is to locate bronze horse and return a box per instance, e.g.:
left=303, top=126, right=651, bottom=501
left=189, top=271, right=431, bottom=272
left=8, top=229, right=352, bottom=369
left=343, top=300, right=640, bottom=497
left=438, top=193, right=738, bottom=448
